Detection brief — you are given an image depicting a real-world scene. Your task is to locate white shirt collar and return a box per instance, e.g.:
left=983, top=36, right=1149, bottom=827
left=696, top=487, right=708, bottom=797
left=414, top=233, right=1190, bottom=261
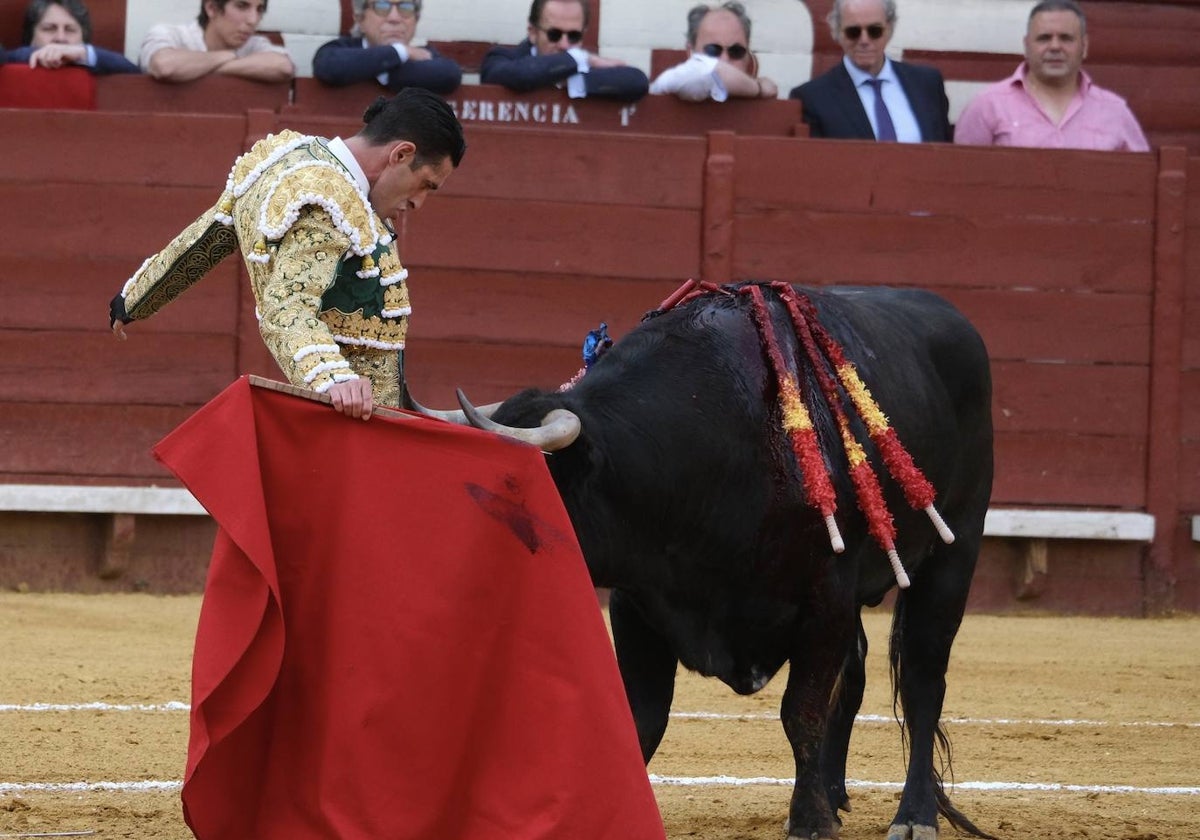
left=327, top=137, right=371, bottom=197
left=843, top=55, right=897, bottom=87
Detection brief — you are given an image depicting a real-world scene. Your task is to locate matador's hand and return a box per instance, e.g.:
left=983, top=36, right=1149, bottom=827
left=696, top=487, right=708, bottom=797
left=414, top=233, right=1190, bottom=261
left=328, top=378, right=374, bottom=420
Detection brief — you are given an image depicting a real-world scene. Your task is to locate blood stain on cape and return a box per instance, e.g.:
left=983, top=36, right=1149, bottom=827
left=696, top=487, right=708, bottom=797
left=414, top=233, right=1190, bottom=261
left=465, top=478, right=564, bottom=554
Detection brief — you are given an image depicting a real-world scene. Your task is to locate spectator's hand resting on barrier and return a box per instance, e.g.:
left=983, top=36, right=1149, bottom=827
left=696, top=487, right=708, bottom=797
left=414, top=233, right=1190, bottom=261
left=328, top=378, right=374, bottom=420
left=756, top=77, right=778, bottom=99
left=588, top=55, right=627, bottom=69
left=29, top=43, right=86, bottom=69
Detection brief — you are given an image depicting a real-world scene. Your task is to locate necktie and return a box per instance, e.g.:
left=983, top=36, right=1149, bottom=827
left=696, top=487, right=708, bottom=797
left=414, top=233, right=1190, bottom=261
left=866, top=78, right=897, bottom=142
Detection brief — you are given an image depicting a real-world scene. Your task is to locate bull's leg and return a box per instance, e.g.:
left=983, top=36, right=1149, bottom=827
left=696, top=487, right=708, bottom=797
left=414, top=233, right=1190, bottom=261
left=887, top=533, right=983, bottom=840
left=782, top=597, right=855, bottom=840
left=609, top=588, right=677, bottom=763
left=819, top=611, right=867, bottom=815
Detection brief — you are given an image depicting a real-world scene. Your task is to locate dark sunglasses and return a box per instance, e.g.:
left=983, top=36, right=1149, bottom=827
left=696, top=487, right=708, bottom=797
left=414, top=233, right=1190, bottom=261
left=537, top=25, right=584, bottom=44
left=369, top=0, right=417, bottom=15
left=843, top=24, right=886, bottom=40
left=701, top=42, right=748, bottom=60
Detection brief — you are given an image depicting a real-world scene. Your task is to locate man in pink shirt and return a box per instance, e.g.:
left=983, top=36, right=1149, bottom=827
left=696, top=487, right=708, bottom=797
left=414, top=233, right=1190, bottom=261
left=954, top=0, right=1148, bottom=152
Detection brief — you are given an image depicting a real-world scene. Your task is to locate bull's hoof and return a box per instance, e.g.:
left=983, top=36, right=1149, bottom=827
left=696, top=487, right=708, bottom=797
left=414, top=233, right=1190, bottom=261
left=886, top=823, right=937, bottom=840
left=784, top=817, right=839, bottom=840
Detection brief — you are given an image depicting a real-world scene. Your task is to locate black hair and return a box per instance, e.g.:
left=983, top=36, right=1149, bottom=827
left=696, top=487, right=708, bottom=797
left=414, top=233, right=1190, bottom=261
left=527, top=0, right=589, bottom=30
left=199, top=0, right=269, bottom=29
left=360, top=88, right=466, bottom=168
left=1028, top=0, right=1087, bottom=36
left=22, top=0, right=92, bottom=45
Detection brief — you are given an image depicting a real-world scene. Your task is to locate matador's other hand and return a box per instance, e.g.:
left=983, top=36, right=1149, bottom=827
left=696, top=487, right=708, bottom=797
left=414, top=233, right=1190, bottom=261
left=328, top=378, right=374, bottom=420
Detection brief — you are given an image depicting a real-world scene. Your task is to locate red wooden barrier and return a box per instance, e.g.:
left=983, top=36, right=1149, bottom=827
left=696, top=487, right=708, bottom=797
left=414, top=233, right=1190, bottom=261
left=289, top=79, right=805, bottom=137
left=1, top=106, right=1196, bottom=611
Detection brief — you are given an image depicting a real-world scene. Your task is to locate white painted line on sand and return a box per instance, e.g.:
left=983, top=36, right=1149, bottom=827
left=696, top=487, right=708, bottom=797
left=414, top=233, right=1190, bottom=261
left=0, top=702, right=189, bottom=713
left=0, top=781, right=182, bottom=794
left=649, top=776, right=1200, bottom=796
left=3, top=703, right=1197, bottom=729
left=669, top=711, right=1200, bottom=728
left=3, top=778, right=1196, bottom=797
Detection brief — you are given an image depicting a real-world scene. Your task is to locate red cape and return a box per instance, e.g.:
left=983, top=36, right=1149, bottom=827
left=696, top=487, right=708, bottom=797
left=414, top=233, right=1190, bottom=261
left=154, top=377, right=664, bottom=840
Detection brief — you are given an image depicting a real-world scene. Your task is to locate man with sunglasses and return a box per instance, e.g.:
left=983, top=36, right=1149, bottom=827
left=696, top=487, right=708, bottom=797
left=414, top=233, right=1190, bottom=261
left=481, top=0, right=647, bottom=102
left=313, top=0, right=461, bottom=95
left=649, top=1, right=778, bottom=102
left=788, top=0, right=950, bottom=142
left=954, top=0, right=1147, bottom=151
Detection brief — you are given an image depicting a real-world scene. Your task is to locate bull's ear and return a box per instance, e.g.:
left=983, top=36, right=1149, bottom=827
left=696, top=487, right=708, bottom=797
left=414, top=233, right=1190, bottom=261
left=457, top=389, right=581, bottom=453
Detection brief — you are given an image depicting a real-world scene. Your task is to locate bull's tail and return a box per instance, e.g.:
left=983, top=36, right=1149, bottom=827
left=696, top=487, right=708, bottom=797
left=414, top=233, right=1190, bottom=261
left=889, top=598, right=999, bottom=840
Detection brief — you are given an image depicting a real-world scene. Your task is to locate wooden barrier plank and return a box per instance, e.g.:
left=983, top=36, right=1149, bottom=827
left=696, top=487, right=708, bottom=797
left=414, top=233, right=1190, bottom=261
left=1, top=331, right=236, bottom=405
left=0, top=255, right=240, bottom=333
left=991, top=361, right=1149, bottom=437
left=732, top=138, right=1157, bottom=222
left=939, top=288, right=1151, bottom=365
left=407, top=268, right=679, bottom=346
left=0, top=403, right=198, bottom=480
left=1182, top=370, right=1200, bottom=510
left=430, top=127, right=706, bottom=208
left=1182, top=444, right=1200, bottom=511
left=731, top=213, right=1152, bottom=293
left=0, top=184, right=223, bottom=261
left=1184, top=370, right=1200, bottom=439
left=288, top=80, right=803, bottom=137
left=1081, top=1, right=1200, bottom=65
left=399, top=196, right=701, bottom=279
left=1185, top=158, right=1200, bottom=370
left=403, top=338, right=582, bottom=406
left=992, top=432, right=1146, bottom=508
left=3, top=111, right=244, bottom=187
left=95, top=75, right=290, bottom=114
left=1087, top=65, right=1200, bottom=130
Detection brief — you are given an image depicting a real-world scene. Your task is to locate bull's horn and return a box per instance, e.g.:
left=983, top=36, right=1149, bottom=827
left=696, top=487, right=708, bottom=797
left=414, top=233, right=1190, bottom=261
left=401, top=381, right=500, bottom=424
left=456, top=389, right=581, bottom=452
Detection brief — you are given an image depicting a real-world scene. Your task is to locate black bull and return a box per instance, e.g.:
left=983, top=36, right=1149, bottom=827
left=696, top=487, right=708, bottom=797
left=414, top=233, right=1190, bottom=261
left=478, top=284, right=995, bottom=840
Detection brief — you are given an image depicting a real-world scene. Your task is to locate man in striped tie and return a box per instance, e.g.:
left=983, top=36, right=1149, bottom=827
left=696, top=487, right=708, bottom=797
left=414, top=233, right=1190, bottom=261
left=788, top=0, right=951, bottom=142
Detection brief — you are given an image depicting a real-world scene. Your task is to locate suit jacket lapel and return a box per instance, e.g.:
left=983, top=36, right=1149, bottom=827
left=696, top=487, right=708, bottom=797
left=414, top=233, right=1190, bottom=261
left=892, top=62, right=931, bottom=141
left=831, top=64, right=874, bottom=140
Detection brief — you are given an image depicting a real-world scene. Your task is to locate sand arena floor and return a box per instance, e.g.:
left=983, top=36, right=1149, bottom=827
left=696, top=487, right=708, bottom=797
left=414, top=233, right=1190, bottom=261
left=0, top=593, right=1197, bottom=840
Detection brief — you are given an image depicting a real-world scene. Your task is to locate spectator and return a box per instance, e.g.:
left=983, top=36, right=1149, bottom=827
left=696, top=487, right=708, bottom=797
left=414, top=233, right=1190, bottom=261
left=5, top=0, right=137, bottom=74
left=954, top=0, right=1148, bottom=152
left=139, top=0, right=294, bottom=83
left=649, top=1, right=777, bottom=102
left=111, top=88, right=465, bottom=420
left=481, top=0, right=647, bottom=102
left=789, top=0, right=950, bottom=142
left=312, top=0, right=461, bottom=95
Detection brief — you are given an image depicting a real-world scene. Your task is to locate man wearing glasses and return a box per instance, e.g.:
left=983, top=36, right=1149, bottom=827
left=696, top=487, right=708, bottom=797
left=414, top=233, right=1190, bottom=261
left=788, top=0, right=950, bottom=142
left=481, top=0, right=647, bottom=102
left=313, top=0, right=461, bottom=95
left=649, top=1, right=778, bottom=102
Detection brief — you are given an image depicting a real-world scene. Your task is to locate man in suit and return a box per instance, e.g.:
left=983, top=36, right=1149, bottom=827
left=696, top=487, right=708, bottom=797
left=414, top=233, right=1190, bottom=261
left=312, top=0, right=461, bottom=95
left=481, top=0, right=647, bottom=102
left=789, top=0, right=950, bottom=142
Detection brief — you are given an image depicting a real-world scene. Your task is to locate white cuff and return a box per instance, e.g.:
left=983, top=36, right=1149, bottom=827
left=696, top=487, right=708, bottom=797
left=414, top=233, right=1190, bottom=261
left=391, top=43, right=410, bottom=63
left=83, top=44, right=97, bottom=67
left=567, top=46, right=590, bottom=73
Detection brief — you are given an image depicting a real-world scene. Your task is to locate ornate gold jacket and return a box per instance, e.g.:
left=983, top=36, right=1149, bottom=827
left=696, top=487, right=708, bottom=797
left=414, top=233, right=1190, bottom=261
left=118, top=130, right=410, bottom=406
